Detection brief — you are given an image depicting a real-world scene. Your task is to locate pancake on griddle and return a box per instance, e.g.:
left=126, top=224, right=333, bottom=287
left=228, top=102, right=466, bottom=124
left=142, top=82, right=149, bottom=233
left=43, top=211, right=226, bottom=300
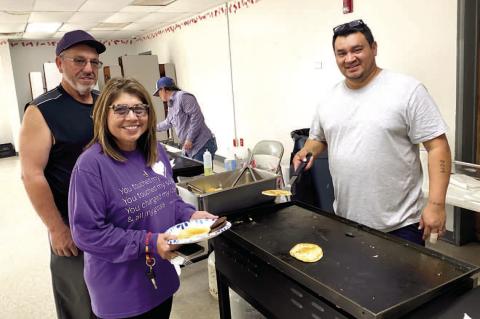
left=289, top=243, right=323, bottom=263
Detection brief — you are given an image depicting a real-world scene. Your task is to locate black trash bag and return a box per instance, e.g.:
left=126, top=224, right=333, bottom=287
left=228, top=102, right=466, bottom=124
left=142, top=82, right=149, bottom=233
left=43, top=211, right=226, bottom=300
left=290, top=129, right=334, bottom=213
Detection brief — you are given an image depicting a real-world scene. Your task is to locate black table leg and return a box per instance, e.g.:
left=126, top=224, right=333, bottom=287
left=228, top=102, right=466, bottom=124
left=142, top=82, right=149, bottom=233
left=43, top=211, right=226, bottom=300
left=216, top=270, right=231, bottom=319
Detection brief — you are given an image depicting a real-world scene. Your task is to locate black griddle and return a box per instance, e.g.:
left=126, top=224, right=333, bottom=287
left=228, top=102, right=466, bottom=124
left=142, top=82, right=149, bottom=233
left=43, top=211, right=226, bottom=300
left=214, top=202, right=479, bottom=319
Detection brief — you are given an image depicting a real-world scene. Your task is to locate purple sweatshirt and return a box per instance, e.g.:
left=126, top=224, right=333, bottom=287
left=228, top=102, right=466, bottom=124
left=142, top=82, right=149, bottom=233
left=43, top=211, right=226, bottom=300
left=68, top=142, right=195, bottom=318
left=156, top=91, right=213, bottom=157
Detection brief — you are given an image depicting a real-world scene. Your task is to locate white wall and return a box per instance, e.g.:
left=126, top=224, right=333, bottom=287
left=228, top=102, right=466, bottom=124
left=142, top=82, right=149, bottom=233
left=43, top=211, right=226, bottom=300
left=134, top=7, right=235, bottom=157
left=0, top=42, right=21, bottom=149
left=132, top=0, right=457, bottom=162
left=229, top=0, right=457, bottom=161
left=2, top=0, right=458, bottom=158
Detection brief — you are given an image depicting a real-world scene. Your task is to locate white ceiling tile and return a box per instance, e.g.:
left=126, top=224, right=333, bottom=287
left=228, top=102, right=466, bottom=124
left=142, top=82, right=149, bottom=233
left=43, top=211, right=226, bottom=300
left=59, top=23, right=97, bottom=32
left=136, top=12, right=180, bottom=23
left=111, top=30, right=139, bottom=38
left=88, top=30, right=132, bottom=40
left=156, top=0, right=224, bottom=12
left=92, top=22, right=131, bottom=31
left=79, top=0, right=134, bottom=13
left=26, top=22, right=61, bottom=33
left=0, top=23, right=26, bottom=33
left=88, top=30, right=114, bottom=38
left=131, top=0, right=176, bottom=5
left=0, top=33, right=23, bottom=39
left=68, top=12, right=113, bottom=24
left=120, top=5, right=161, bottom=13
left=122, top=22, right=157, bottom=31
left=53, top=31, right=67, bottom=38
left=0, top=12, right=30, bottom=23
left=28, top=12, right=74, bottom=23
left=33, top=0, right=85, bottom=11
left=0, top=0, right=34, bottom=11
left=0, top=0, right=238, bottom=40
left=22, top=31, right=55, bottom=39
left=104, top=12, right=146, bottom=23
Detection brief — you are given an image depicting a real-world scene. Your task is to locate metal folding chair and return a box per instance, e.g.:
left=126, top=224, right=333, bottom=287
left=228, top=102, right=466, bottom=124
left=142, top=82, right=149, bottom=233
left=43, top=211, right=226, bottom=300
left=250, top=140, right=284, bottom=187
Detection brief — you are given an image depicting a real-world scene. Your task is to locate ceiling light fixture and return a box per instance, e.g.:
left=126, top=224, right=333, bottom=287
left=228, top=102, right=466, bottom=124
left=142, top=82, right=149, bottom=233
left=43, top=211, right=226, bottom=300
left=131, top=0, right=177, bottom=6
left=25, top=22, right=62, bottom=33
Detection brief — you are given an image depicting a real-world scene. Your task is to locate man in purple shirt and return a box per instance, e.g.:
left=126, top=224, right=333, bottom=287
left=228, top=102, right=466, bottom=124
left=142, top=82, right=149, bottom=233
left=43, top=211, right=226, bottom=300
left=153, top=77, right=217, bottom=161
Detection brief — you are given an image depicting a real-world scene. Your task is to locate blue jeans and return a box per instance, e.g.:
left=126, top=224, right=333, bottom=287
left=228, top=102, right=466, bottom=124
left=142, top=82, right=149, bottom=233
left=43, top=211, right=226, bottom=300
left=389, top=223, right=425, bottom=246
left=192, top=136, right=217, bottom=162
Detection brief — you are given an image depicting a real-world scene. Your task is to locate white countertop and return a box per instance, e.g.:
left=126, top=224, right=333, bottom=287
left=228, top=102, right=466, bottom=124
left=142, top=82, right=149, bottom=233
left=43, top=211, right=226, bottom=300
left=162, top=143, right=182, bottom=154
left=420, top=152, right=480, bottom=212
left=423, top=176, right=480, bottom=213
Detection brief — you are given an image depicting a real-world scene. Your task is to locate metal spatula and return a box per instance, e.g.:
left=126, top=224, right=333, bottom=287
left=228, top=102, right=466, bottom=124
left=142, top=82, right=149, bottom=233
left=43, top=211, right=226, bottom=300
left=289, top=152, right=312, bottom=195
left=262, top=152, right=312, bottom=197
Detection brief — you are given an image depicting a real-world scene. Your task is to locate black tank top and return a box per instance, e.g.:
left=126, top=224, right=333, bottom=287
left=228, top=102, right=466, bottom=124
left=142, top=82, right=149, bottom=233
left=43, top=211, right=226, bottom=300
left=28, top=84, right=99, bottom=222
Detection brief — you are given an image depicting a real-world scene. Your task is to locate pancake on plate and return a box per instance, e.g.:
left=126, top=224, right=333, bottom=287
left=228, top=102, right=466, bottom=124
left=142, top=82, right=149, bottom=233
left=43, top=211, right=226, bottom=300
left=177, top=226, right=210, bottom=240
left=289, top=243, right=323, bottom=263
left=261, top=189, right=292, bottom=196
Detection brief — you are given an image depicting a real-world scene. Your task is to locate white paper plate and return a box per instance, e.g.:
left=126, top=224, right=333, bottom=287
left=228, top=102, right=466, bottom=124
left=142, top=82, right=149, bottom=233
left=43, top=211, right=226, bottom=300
left=166, top=219, right=231, bottom=244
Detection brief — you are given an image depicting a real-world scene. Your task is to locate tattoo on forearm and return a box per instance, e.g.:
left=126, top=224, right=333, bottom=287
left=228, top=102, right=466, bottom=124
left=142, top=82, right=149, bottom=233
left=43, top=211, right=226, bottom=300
left=439, top=160, right=446, bottom=174
left=429, top=200, right=445, bottom=206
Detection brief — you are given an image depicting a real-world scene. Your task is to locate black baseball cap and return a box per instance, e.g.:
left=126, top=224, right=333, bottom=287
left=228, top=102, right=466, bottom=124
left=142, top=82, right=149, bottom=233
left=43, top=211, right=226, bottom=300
left=56, top=30, right=106, bottom=56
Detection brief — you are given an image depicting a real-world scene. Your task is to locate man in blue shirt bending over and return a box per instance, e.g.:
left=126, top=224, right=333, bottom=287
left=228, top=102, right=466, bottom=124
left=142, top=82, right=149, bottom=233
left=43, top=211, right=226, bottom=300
left=154, top=76, right=217, bottom=161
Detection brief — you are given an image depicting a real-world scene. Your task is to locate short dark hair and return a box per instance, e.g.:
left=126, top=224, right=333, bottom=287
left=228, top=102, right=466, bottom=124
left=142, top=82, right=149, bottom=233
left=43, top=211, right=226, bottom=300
left=332, top=19, right=375, bottom=49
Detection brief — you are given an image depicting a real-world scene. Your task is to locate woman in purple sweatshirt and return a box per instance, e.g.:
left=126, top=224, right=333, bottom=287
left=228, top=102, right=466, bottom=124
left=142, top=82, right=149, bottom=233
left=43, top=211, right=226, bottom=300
left=68, top=77, right=216, bottom=319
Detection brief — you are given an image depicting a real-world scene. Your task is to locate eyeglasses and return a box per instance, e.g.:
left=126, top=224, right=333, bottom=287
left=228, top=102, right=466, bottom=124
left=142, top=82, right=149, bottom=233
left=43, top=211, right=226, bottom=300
left=61, top=56, right=104, bottom=69
left=109, top=104, right=149, bottom=117
left=333, top=19, right=366, bottom=34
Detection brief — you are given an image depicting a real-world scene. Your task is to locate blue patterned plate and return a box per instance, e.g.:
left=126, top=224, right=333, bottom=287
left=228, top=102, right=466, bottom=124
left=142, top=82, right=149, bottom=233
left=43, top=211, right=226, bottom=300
left=166, top=218, right=231, bottom=244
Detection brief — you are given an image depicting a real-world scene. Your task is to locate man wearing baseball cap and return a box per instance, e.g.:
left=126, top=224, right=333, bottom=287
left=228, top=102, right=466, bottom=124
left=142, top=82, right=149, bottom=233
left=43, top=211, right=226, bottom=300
left=154, top=76, right=217, bottom=161
left=19, top=30, right=105, bottom=319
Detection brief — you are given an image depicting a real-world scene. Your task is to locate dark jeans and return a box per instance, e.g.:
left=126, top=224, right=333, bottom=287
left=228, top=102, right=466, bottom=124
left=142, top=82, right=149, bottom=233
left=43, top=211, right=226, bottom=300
left=389, top=223, right=425, bottom=246
left=192, top=136, right=217, bottom=161
left=123, top=297, right=173, bottom=319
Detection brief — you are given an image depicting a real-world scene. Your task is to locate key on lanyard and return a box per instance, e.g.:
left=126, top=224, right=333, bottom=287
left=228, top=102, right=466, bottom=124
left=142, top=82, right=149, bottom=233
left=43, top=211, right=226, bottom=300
left=146, top=265, right=158, bottom=289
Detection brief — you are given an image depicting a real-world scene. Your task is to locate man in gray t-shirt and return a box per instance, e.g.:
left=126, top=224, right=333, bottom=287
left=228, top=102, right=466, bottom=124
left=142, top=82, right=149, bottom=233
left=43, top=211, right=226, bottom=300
left=294, top=20, right=451, bottom=245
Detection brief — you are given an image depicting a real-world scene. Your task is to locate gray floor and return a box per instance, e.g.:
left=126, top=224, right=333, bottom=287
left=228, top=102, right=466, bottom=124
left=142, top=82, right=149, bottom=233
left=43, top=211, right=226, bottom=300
left=1, top=155, right=480, bottom=319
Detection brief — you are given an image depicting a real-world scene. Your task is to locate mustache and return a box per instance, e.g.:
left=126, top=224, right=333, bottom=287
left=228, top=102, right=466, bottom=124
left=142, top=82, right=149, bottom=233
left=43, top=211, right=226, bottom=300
left=79, top=73, right=96, bottom=79
left=345, top=62, right=360, bottom=68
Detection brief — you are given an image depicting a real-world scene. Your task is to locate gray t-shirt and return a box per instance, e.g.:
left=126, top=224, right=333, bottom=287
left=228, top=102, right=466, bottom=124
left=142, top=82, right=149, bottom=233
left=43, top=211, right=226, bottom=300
left=309, top=70, right=448, bottom=231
